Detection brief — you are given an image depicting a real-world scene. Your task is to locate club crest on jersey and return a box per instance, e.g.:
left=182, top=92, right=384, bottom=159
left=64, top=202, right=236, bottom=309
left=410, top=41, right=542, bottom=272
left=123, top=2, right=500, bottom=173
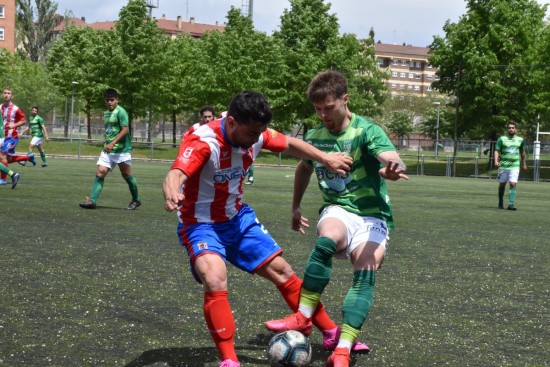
left=183, top=147, right=194, bottom=158
left=197, top=241, right=208, bottom=250
left=268, top=128, right=277, bottom=137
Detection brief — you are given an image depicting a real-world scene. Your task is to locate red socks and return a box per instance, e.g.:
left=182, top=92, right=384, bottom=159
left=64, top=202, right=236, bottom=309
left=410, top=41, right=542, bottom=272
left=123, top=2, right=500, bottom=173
left=204, top=290, right=238, bottom=362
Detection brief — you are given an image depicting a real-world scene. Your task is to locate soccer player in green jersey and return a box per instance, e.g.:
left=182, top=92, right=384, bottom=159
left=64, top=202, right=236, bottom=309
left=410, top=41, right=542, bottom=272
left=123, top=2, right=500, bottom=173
left=20, top=106, right=49, bottom=167
left=79, top=88, right=141, bottom=210
left=265, top=70, right=409, bottom=367
left=494, top=121, right=527, bottom=210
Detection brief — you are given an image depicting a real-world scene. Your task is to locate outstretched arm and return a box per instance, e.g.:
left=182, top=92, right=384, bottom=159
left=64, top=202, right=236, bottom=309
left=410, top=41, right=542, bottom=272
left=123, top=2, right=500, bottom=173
left=377, top=151, right=409, bottom=181
left=284, top=136, right=352, bottom=175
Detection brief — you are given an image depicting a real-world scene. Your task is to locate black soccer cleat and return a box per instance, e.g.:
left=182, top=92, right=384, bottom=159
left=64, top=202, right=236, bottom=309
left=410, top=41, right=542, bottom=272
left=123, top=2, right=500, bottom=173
left=11, top=172, right=20, bottom=189
left=507, top=204, right=517, bottom=211
left=126, top=200, right=142, bottom=210
left=79, top=197, right=97, bottom=209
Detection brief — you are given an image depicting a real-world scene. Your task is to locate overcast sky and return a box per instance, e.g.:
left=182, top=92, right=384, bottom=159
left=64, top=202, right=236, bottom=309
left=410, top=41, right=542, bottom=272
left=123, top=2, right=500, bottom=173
left=54, top=0, right=549, bottom=47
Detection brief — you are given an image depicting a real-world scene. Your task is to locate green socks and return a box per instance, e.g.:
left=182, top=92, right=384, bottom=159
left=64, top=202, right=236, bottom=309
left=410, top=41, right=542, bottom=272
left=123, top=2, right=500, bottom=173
left=302, top=237, right=337, bottom=294
left=124, top=175, right=140, bottom=202
left=509, top=188, right=516, bottom=205
left=90, top=176, right=105, bottom=203
left=342, top=270, right=376, bottom=329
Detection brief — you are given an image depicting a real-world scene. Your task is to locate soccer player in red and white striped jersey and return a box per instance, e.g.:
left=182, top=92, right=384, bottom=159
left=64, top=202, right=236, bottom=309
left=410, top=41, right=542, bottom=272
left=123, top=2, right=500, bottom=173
left=163, top=91, right=355, bottom=367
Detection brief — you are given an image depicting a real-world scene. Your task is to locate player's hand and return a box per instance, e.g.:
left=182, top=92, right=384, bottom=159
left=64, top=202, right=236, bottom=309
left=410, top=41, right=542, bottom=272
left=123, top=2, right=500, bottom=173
left=379, top=160, right=409, bottom=181
left=522, top=163, right=527, bottom=172
left=103, top=143, right=114, bottom=153
left=8, top=123, right=15, bottom=129
left=494, top=161, right=500, bottom=168
left=165, top=192, right=185, bottom=212
left=323, top=152, right=352, bottom=176
left=291, top=208, right=309, bottom=235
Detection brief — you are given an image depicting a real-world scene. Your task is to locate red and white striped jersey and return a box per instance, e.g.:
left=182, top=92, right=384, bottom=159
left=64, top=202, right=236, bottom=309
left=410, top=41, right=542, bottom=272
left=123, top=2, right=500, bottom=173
left=2, top=102, right=25, bottom=139
left=171, top=118, right=287, bottom=224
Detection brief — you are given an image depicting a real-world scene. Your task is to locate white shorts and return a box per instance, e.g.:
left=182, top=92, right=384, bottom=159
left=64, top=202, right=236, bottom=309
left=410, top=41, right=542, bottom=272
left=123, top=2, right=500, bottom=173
left=497, top=168, right=519, bottom=183
left=30, top=137, right=43, bottom=146
left=97, top=151, right=132, bottom=171
left=318, top=205, right=389, bottom=259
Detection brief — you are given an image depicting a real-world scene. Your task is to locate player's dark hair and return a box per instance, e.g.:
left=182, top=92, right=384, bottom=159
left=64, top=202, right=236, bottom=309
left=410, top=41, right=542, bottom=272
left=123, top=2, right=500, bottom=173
left=227, top=91, right=272, bottom=126
left=200, top=105, right=215, bottom=116
left=32, top=106, right=39, bottom=111
left=508, top=121, right=517, bottom=128
left=307, top=70, right=348, bottom=103
left=104, top=88, right=119, bottom=99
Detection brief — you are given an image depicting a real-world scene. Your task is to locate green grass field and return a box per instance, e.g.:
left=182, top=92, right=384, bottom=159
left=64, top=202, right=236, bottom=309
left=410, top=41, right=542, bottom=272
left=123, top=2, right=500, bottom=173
left=1, top=160, right=548, bottom=367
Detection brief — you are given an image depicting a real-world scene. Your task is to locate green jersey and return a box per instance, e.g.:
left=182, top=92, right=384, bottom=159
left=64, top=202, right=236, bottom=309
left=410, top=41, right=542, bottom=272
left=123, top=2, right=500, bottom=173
left=305, top=113, right=397, bottom=228
left=29, top=115, right=45, bottom=138
left=104, top=105, right=131, bottom=153
left=495, top=135, right=524, bottom=170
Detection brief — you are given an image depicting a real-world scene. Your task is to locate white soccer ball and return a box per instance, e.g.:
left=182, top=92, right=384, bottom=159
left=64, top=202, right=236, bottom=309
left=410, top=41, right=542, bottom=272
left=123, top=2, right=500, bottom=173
left=267, top=330, right=312, bottom=367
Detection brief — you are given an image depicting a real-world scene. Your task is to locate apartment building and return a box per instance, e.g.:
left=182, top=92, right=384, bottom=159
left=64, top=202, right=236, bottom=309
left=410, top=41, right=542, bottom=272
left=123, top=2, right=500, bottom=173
left=374, top=42, right=438, bottom=96
left=0, top=0, right=16, bottom=53
left=53, top=14, right=224, bottom=39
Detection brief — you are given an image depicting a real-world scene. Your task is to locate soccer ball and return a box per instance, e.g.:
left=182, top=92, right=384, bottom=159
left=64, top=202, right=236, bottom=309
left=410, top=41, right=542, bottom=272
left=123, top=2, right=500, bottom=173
left=267, top=330, right=312, bottom=367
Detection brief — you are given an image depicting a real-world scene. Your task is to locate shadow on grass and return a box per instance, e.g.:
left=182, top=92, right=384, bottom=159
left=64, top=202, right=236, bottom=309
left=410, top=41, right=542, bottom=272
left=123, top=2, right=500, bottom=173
left=124, top=333, right=332, bottom=367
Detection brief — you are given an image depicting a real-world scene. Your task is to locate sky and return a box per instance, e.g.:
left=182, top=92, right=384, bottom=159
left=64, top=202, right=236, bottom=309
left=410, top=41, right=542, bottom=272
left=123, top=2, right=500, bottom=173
left=54, top=0, right=549, bottom=47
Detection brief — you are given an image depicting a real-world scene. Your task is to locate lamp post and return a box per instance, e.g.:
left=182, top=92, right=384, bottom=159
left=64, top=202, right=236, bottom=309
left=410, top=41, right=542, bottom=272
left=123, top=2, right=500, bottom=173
left=433, top=101, right=441, bottom=158
left=70, top=81, right=78, bottom=142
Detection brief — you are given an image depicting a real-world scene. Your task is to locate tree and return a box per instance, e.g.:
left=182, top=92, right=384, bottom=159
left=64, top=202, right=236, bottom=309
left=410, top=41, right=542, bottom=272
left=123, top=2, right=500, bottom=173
left=273, top=0, right=387, bottom=131
left=114, top=0, right=169, bottom=137
left=429, top=0, right=547, bottom=140
left=47, top=25, right=116, bottom=138
left=387, top=111, right=413, bottom=150
left=16, top=0, right=58, bottom=62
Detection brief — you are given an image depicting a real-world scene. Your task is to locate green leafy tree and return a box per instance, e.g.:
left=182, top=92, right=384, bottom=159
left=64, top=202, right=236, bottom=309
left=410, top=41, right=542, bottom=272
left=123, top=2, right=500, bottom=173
left=429, top=0, right=547, bottom=141
left=16, top=0, right=58, bottom=62
left=273, top=0, right=387, bottom=131
left=530, top=18, right=550, bottom=131
left=114, top=0, right=169, bottom=137
left=193, top=8, right=289, bottom=129
left=47, top=26, right=117, bottom=138
left=387, top=110, right=413, bottom=150
left=160, top=34, right=201, bottom=144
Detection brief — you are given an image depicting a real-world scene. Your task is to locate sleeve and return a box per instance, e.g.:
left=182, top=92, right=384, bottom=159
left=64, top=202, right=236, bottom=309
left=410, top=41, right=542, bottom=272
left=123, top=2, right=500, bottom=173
left=366, top=124, right=396, bottom=157
left=260, top=128, right=287, bottom=153
left=495, top=138, right=501, bottom=152
left=170, top=134, right=211, bottom=179
left=16, top=108, right=25, bottom=123
left=118, top=109, right=129, bottom=127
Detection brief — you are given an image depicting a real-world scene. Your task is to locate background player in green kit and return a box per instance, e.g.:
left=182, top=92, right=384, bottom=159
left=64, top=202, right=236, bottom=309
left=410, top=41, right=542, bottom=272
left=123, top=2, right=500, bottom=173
left=265, top=70, right=408, bottom=367
left=494, top=121, right=527, bottom=210
left=79, top=88, right=140, bottom=210
left=20, top=106, right=49, bottom=167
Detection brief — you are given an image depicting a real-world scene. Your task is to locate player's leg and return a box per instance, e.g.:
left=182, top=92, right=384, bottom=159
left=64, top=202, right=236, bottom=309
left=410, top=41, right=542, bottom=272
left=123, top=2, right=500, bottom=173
left=119, top=158, right=140, bottom=209
left=0, top=151, right=8, bottom=183
left=497, top=169, right=508, bottom=209
left=182, top=221, right=239, bottom=365
left=0, top=161, right=19, bottom=188
left=327, top=218, right=387, bottom=366
left=264, top=209, right=348, bottom=330
left=244, top=164, right=254, bottom=185
left=36, top=142, right=48, bottom=167
left=195, top=254, right=239, bottom=364
left=80, top=152, right=111, bottom=208
left=507, top=169, right=519, bottom=210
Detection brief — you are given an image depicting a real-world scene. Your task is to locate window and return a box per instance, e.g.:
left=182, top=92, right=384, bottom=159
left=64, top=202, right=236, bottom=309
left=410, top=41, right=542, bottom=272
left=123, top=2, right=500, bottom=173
left=408, top=73, right=414, bottom=79
left=392, top=59, right=398, bottom=65
left=408, top=85, right=413, bottom=90
left=0, top=6, right=4, bottom=18
left=391, top=83, right=397, bottom=89
left=0, top=27, right=4, bottom=41
left=392, top=71, right=398, bottom=77
left=427, top=74, right=433, bottom=80
left=414, top=85, right=420, bottom=91
left=399, top=72, right=406, bottom=78
left=427, top=85, right=432, bottom=91
left=435, top=75, right=440, bottom=80
left=399, top=84, right=405, bottom=90
left=415, top=74, right=421, bottom=79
